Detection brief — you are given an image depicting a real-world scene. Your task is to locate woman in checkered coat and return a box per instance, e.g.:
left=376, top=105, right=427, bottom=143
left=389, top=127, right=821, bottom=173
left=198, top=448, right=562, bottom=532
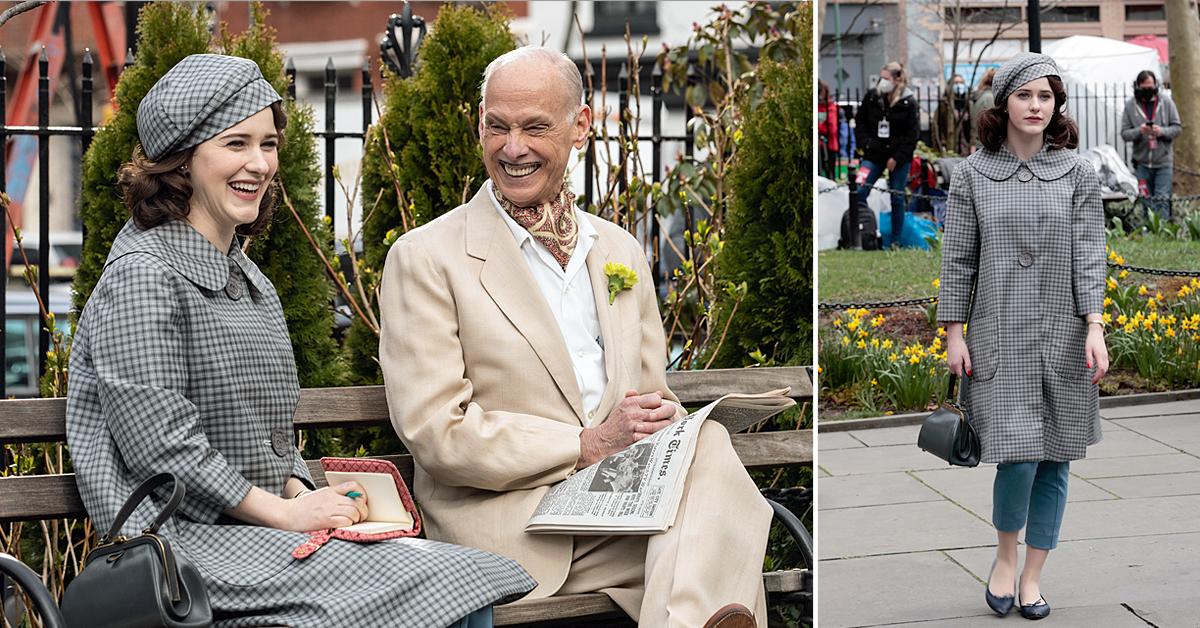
left=66, top=54, right=534, bottom=627
left=937, top=53, right=1108, bottom=620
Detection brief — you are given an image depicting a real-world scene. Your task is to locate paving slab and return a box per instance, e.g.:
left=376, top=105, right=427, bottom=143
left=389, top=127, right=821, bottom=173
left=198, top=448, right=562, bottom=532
left=911, top=466, right=1116, bottom=520
left=846, top=424, right=921, bottom=447
left=819, top=501, right=995, bottom=559
left=876, top=604, right=1153, bottom=628
left=817, top=552, right=981, bottom=627
left=1101, top=400, right=1200, bottom=419
left=947, top=533, right=1200, bottom=610
left=1070, top=452, right=1200, bottom=479
left=1125, top=597, right=1200, bottom=628
left=1085, top=423, right=1179, bottom=458
left=1111, top=413, right=1200, bottom=453
left=818, top=431, right=866, bottom=451
left=1092, top=471, right=1200, bottom=499
left=818, top=472, right=942, bottom=510
left=1060, top=495, right=1200, bottom=541
left=819, top=443, right=952, bottom=476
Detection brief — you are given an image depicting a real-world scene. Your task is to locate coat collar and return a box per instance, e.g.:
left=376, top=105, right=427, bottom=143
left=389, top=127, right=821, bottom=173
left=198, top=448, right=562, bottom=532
left=107, top=219, right=270, bottom=295
left=966, top=143, right=1077, bottom=182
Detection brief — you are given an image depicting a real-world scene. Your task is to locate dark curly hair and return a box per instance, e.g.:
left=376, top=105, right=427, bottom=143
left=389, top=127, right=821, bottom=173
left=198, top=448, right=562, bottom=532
left=118, top=102, right=287, bottom=237
left=976, top=75, right=1078, bottom=151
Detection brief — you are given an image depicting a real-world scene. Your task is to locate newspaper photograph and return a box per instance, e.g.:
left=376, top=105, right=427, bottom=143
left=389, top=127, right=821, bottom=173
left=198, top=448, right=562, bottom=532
left=525, top=389, right=796, bottom=534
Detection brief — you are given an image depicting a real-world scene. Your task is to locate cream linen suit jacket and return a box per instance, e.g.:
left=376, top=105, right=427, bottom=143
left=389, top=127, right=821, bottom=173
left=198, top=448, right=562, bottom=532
left=379, top=185, right=681, bottom=597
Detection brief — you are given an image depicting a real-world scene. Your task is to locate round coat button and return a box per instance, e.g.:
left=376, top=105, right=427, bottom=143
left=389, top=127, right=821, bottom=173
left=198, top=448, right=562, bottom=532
left=271, top=428, right=293, bottom=457
left=1018, top=252, right=1034, bottom=267
left=1017, top=169, right=1033, bottom=183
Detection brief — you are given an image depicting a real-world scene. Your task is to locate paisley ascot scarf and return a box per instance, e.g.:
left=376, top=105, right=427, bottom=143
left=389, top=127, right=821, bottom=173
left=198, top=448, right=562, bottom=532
left=494, top=180, right=579, bottom=270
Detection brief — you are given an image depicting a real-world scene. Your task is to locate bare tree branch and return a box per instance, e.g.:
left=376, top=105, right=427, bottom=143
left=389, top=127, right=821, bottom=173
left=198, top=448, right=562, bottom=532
left=0, top=0, right=46, bottom=29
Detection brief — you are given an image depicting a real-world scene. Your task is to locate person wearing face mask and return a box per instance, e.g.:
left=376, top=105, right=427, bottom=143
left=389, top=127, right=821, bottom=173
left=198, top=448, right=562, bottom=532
left=854, top=62, right=920, bottom=247
left=939, top=52, right=1108, bottom=621
left=1120, top=70, right=1182, bottom=220
left=939, top=74, right=972, bottom=155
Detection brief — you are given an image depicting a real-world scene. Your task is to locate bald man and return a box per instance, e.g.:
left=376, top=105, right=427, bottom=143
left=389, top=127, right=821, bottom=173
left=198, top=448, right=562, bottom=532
left=378, top=47, right=771, bottom=628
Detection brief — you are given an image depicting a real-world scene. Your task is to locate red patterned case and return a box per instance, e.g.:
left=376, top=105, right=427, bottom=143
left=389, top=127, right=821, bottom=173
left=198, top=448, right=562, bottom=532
left=291, top=457, right=422, bottom=560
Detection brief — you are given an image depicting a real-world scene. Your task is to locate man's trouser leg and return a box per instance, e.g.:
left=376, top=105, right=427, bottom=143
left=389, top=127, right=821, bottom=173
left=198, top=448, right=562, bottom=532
left=643, top=421, right=772, bottom=627
left=556, top=422, right=773, bottom=627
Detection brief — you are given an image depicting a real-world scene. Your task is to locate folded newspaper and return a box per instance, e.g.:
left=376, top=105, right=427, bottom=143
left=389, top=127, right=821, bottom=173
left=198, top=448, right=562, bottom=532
left=525, top=389, right=796, bottom=534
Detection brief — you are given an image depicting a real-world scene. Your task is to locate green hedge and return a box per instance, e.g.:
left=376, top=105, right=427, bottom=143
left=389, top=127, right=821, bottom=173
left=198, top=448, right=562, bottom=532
left=347, top=3, right=516, bottom=384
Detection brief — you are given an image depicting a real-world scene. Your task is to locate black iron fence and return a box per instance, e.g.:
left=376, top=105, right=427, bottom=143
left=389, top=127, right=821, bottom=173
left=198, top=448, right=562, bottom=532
left=2, top=46, right=701, bottom=398
left=826, top=82, right=1145, bottom=165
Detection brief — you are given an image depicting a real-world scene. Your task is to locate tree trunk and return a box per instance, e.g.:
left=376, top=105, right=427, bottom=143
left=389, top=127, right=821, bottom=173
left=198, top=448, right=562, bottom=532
left=1166, top=0, right=1200, bottom=194
left=818, top=0, right=826, bottom=38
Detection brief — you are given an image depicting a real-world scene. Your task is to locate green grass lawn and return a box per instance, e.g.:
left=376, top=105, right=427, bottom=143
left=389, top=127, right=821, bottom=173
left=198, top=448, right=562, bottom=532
left=819, top=236, right=1200, bottom=303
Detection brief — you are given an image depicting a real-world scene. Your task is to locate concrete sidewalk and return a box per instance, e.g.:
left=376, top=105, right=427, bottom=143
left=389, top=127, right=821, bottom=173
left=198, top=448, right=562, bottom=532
left=817, top=397, right=1200, bottom=628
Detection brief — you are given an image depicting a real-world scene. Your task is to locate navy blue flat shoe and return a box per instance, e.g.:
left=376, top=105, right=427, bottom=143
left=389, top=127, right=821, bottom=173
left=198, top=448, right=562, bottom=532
left=1018, top=594, right=1051, bottom=620
left=985, top=560, right=1015, bottom=616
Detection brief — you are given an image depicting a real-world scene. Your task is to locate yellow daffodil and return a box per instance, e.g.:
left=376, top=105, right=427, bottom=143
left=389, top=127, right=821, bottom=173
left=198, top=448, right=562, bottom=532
left=909, top=355, right=921, bottom=364
left=1103, top=296, right=1113, bottom=308
left=1119, top=270, right=1130, bottom=279
left=856, top=339, right=867, bottom=349
left=1138, top=285, right=1149, bottom=296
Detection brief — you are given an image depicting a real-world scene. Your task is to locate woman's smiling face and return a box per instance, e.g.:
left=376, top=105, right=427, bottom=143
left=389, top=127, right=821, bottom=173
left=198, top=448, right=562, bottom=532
left=186, top=107, right=279, bottom=247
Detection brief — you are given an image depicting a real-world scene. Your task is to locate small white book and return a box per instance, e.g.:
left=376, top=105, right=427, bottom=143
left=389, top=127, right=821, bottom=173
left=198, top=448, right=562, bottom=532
left=323, top=470, right=415, bottom=533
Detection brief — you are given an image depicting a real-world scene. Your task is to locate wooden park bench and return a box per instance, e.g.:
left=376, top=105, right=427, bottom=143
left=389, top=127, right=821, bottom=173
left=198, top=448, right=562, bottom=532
left=0, top=366, right=813, bottom=626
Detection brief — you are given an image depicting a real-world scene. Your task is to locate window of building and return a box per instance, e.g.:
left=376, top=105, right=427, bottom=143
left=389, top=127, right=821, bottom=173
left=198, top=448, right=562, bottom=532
left=947, top=6, right=1023, bottom=24
left=590, top=1, right=659, bottom=36
left=1126, top=4, right=1166, bottom=20
left=1041, top=6, right=1101, bottom=22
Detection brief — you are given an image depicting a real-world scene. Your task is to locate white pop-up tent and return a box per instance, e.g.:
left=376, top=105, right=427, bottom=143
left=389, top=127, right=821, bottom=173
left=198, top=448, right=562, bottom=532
left=1042, top=36, right=1162, bottom=154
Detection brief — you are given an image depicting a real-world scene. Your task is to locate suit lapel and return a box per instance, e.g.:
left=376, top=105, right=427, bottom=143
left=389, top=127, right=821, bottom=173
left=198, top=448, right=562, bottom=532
left=585, top=226, right=623, bottom=425
left=468, top=189, right=586, bottom=424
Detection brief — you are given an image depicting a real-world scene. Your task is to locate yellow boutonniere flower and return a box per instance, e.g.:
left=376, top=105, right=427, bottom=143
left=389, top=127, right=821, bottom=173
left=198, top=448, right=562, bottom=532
left=604, top=262, right=638, bottom=304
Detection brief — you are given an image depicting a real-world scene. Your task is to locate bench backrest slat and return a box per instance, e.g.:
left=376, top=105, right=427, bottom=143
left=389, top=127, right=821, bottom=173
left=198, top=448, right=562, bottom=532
left=0, top=367, right=812, bottom=443
left=0, top=431, right=810, bottom=522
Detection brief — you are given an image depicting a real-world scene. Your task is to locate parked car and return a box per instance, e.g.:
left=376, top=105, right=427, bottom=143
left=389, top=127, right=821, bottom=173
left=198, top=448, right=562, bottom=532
left=6, top=232, right=83, bottom=282
left=4, top=284, right=72, bottom=398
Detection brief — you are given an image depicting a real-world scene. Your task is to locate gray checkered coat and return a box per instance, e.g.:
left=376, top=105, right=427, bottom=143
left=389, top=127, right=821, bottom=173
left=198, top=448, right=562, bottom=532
left=66, top=219, right=535, bottom=627
left=938, top=145, right=1106, bottom=463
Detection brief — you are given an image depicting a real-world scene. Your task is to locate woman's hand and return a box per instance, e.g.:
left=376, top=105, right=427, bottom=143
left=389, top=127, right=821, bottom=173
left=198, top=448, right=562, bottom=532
left=225, top=481, right=368, bottom=532
left=283, top=482, right=369, bottom=532
left=1086, top=325, right=1109, bottom=384
left=945, top=323, right=972, bottom=377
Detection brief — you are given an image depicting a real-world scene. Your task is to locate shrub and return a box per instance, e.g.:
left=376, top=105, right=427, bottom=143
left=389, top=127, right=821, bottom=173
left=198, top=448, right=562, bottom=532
left=348, top=2, right=516, bottom=383
left=709, top=54, right=813, bottom=368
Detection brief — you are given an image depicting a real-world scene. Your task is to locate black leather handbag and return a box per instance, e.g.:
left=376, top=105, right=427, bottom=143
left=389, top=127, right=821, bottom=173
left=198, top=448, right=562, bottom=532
left=918, top=374, right=981, bottom=467
left=60, top=473, right=212, bottom=628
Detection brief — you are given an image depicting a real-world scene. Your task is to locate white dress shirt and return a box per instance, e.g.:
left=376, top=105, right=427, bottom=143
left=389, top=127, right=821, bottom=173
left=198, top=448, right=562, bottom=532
left=487, top=181, right=607, bottom=426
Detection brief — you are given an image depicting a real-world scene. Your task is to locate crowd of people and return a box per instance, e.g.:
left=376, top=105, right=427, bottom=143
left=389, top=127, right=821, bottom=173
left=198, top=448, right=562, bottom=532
left=817, top=61, right=1183, bottom=249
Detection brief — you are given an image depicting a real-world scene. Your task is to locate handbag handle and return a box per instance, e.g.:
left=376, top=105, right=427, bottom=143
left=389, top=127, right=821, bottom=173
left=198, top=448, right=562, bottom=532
left=101, top=473, right=185, bottom=543
left=0, top=553, right=65, bottom=628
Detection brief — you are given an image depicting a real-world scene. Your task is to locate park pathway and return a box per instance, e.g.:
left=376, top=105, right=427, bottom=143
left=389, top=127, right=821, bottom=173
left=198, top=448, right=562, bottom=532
left=818, top=394, right=1200, bottom=627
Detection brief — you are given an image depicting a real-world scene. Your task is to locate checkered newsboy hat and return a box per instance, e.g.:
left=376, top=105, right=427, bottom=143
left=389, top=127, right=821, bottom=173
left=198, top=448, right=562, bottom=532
left=992, top=52, right=1061, bottom=104
left=137, top=54, right=281, bottom=161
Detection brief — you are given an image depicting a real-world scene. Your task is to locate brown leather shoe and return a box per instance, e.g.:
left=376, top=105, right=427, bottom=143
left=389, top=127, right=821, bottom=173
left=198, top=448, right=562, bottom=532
left=703, top=603, right=756, bottom=628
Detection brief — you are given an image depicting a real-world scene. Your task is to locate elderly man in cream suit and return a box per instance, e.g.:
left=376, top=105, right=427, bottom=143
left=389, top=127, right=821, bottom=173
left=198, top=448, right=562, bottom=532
left=379, top=46, right=771, bottom=628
